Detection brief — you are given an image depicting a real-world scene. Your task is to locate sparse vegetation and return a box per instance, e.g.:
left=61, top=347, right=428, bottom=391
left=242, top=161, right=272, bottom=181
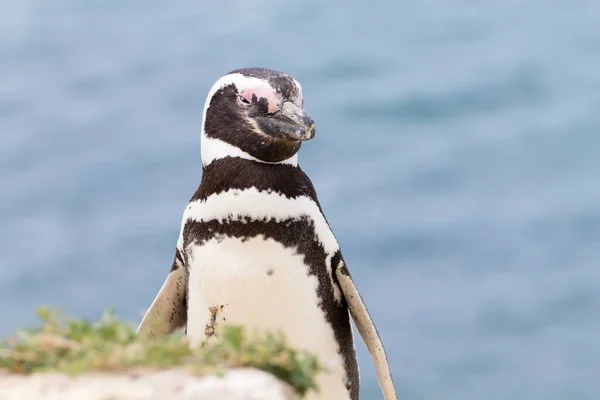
left=0, top=307, right=323, bottom=397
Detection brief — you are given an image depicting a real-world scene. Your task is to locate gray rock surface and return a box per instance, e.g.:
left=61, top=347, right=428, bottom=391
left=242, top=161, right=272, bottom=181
left=0, top=368, right=299, bottom=400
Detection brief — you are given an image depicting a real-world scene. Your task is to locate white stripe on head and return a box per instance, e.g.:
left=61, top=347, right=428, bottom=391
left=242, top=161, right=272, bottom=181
left=200, top=73, right=299, bottom=167
left=291, top=77, right=304, bottom=107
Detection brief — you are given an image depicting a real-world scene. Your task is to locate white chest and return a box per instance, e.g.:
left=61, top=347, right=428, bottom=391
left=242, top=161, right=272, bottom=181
left=186, top=235, right=328, bottom=347
left=185, top=235, right=351, bottom=400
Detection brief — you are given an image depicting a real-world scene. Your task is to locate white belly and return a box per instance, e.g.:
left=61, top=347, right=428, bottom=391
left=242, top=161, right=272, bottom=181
left=186, top=235, right=351, bottom=400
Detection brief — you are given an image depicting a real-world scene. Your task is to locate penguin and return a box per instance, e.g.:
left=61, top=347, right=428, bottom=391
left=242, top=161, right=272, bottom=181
left=137, top=67, right=397, bottom=400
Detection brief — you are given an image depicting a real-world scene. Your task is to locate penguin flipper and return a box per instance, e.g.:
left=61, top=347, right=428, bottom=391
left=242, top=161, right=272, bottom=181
left=335, top=260, right=398, bottom=400
left=136, top=251, right=187, bottom=338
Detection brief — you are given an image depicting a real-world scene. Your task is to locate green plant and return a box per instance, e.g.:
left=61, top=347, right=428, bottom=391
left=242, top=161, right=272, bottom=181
left=0, top=307, right=324, bottom=397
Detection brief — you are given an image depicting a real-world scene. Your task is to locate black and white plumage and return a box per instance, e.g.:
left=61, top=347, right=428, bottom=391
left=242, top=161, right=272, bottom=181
left=137, top=68, right=397, bottom=400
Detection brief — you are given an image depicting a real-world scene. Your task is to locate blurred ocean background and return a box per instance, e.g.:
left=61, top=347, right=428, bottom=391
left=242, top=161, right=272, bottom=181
left=2, top=1, right=600, bottom=398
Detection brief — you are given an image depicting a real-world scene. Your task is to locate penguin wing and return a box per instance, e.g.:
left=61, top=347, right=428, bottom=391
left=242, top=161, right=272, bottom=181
left=335, top=260, right=398, bottom=400
left=136, top=249, right=187, bottom=338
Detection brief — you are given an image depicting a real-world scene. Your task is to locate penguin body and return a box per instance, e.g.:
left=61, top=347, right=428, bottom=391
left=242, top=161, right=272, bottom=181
left=138, top=68, right=397, bottom=400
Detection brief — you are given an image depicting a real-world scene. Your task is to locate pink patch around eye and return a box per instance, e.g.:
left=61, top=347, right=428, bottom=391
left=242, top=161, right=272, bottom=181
left=240, top=87, right=280, bottom=113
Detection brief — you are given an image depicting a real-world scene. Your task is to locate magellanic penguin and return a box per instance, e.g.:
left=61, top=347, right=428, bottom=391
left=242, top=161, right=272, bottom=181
left=137, top=67, right=397, bottom=400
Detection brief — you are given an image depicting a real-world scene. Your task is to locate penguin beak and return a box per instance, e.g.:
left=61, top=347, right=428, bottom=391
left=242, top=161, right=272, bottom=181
left=255, top=102, right=316, bottom=142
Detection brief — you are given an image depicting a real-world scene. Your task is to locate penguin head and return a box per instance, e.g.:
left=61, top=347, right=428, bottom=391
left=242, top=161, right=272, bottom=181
left=201, top=68, right=316, bottom=166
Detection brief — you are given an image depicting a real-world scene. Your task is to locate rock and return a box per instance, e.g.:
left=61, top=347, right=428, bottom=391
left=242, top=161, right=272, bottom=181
left=0, top=368, right=300, bottom=400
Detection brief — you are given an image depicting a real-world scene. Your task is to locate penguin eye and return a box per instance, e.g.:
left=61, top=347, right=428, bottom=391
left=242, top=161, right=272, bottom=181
left=238, top=95, right=251, bottom=105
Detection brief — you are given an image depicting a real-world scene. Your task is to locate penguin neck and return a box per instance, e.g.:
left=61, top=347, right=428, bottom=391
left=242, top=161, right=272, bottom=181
left=200, top=134, right=299, bottom=168
left=196, top=156, right=316, bottom=204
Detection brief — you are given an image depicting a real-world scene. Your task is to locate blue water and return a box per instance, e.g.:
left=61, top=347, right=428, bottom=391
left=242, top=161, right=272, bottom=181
left=2, top=1, right=600, bottom=398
